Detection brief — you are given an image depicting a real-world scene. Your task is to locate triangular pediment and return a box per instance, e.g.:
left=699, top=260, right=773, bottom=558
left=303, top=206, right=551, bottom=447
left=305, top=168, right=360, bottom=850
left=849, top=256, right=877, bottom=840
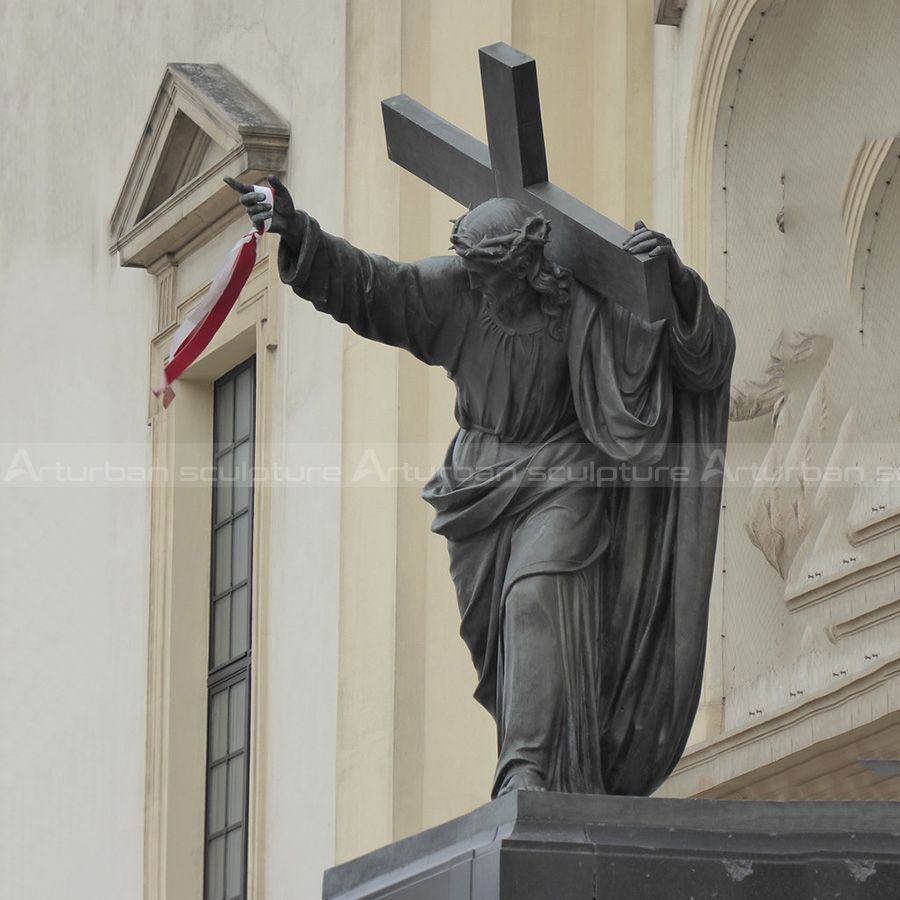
left=110, top=63, right=289, bottom=269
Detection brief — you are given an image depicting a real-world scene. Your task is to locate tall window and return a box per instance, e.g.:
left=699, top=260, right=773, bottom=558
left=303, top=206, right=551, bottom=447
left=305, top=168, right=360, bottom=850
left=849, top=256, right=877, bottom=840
left=204, top=359, right=255, bottom=900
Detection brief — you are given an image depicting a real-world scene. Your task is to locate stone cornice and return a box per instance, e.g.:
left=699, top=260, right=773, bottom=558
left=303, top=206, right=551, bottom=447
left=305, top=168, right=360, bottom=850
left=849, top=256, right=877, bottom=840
left=661, top=652, right=900, bottom=797
left=785, top=551, right=900, bottom=613
left=849, top=506, right=900, bottom=546
left=110, top=63, right=289, bottom=269
left=656, top=0, right=687, bottom=27
left=828, top=597, right=900, bottom=644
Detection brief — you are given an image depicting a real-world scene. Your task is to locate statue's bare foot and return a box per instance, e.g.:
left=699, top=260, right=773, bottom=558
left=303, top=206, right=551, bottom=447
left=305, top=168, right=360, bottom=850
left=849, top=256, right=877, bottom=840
left=496, top=768, right=546, bottom=797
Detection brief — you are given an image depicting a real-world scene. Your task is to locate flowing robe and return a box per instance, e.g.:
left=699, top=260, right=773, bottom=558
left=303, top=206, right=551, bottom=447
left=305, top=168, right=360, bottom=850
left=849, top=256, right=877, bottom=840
left=280, top=212, right=735, bottom=797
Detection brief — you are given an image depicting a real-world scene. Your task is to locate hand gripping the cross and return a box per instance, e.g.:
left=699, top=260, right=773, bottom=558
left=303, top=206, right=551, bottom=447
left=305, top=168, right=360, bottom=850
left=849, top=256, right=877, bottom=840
left=622, top=220, right=691, bottom=289
left=224, top=174, right=303, bottom=251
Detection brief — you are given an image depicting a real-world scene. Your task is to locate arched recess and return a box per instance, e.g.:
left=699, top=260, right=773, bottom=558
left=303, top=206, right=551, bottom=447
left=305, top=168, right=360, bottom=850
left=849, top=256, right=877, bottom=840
left=678, top=0, right=778, bottom=746
left=840, top=137, right=900, bottom=294
left=668, top=0, right=900, bottom=799
left=683, top=0, right=773, bottom=277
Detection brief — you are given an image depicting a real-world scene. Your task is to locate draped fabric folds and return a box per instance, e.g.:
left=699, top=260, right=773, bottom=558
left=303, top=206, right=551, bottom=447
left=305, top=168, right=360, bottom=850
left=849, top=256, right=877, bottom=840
left=280, top=221, right=735, bottom=797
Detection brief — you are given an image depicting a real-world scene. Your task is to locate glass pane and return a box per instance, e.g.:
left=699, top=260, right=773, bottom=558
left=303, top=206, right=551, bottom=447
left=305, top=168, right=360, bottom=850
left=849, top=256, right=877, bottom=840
left=206, top=834, right=225, bottom=900
left=215, top=379, right=234, bottom=448
left=209, top=689, right=227, bottom=762
left=225, top=827, right=243, bottom=899
left=232, top=513, right=250, bottom=587
left=230, top=587, right=249, bottom=658
left=227, top=755, right=245, bottom=826
left=233, top=441, right=251, bottom=514
left=228, top=680, right=247, bottom=753
left=234, top=368, right=253, bottom=441
left=215, top=524, right=231, bottom=594
left=215, top=451, right=233, bottom=524
left=212, top=596, right=230, bottom=668
left=208, top=762, right=226, bottom=834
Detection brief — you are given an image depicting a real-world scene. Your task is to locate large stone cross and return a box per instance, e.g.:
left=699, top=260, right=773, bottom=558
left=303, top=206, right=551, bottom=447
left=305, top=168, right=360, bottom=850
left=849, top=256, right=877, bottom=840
left=382, top=42, right=673, bottom=322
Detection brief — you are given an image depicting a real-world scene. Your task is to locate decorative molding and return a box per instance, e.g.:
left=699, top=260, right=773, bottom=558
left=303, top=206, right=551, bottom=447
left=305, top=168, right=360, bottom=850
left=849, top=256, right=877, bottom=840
left=828, top=596, right=900, bottom=643
left=154, top=254, right=272, bottom=345
left=785, top=550, right=900, bottom=612
left=656, top=0, right=687, bottom=26
left=144, top=245, right=280, bottom=900
left=840, top=137, right=899, bottom=292
left=661, top=652, right=900, bottom=798
left=150, top=260, right=178, bottom=334
left=237, top=287, right=266, bottom=315
left=116, top=62, right=289, bottom=900
left=110, top=63, right=289, bottom=269
left=143, top=409, right=173, bottom=900
left=849, top=506, right=900, bottom=546
left=683, top=0, right=772, bottom=275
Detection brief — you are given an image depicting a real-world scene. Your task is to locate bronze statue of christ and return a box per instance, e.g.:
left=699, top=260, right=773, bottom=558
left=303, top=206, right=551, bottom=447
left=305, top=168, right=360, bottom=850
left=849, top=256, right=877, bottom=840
left=227, top=174, right=734, bottom=798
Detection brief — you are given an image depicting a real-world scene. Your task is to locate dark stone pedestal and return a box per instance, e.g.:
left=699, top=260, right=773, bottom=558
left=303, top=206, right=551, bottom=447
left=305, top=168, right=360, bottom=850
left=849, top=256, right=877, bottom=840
left=323, top=792, right=900, bottom=899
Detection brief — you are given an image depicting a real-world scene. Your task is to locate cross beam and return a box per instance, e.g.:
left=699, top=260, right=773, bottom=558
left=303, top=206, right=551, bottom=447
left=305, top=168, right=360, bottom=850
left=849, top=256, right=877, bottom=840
left=382, top=42, right=673, bottom=322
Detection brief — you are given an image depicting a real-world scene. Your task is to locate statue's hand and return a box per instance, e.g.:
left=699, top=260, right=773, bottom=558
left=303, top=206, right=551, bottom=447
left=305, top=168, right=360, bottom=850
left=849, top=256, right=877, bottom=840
left=623, top=220, right=691, bottom=287
left=224, top=174, right=300, bottom=243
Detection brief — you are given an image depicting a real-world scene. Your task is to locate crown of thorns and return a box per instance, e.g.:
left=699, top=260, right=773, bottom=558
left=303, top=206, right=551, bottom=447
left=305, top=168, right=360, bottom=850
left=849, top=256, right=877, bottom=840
left=449, top=211, right=551, bottom=265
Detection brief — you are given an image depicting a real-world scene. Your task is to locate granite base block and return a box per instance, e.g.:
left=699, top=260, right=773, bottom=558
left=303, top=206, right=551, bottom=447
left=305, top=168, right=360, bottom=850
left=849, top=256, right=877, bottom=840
left=323, top=792, right=900, bottom=899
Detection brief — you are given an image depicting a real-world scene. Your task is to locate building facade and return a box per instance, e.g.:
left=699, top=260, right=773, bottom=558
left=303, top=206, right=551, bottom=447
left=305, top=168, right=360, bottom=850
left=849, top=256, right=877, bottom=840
left=3, top=1, right=900, bottom=898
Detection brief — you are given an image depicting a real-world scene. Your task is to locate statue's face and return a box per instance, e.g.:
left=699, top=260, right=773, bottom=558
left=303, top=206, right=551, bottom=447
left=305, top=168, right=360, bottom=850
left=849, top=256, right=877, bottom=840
left=461, top=257, right=529, bottom=307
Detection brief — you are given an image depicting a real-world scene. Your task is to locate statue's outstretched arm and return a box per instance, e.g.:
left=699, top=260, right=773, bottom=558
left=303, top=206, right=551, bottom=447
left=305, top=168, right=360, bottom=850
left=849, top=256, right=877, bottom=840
left=225, top=176, right=468, bottom=371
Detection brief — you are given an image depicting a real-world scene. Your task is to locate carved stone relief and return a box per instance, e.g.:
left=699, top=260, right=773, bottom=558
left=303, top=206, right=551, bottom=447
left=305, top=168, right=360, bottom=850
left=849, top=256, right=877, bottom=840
left=730, top=330, right=853, bottom=582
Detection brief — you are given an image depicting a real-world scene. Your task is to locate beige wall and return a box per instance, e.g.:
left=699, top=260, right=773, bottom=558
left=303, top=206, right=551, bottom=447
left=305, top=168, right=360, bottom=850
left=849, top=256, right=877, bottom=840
left=334, top=0, right=658, bottom=862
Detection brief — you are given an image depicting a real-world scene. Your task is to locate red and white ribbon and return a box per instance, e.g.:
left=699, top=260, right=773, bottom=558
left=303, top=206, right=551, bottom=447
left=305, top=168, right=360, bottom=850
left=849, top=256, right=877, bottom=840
left=154, top=183, right=274, bottom=408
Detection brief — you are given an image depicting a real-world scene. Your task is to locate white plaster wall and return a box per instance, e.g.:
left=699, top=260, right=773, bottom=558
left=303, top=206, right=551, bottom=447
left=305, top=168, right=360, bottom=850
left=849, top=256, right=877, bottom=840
left=1, top=4, right=154, bottom=898
left=0, top=2, right=346, bottom=898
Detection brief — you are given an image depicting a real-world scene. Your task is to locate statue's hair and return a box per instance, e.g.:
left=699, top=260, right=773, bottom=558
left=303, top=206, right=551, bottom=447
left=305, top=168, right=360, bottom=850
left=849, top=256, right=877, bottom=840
left=528, top=254, right=571, bottom=341
left=450, top=199, right=571, bottom=340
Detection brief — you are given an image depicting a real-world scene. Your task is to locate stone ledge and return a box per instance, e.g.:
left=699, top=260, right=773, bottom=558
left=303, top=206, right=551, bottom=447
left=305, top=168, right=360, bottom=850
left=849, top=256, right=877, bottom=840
left=655, top=0, right=687, bottom=26
left=323, top=792, right=900, bottom=899
left=660, top=655, right=900, bottom=800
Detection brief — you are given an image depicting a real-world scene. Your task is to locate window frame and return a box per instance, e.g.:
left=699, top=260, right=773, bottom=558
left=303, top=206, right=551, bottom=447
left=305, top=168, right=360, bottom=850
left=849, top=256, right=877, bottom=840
left=203, top=356, right=256, bottom=900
